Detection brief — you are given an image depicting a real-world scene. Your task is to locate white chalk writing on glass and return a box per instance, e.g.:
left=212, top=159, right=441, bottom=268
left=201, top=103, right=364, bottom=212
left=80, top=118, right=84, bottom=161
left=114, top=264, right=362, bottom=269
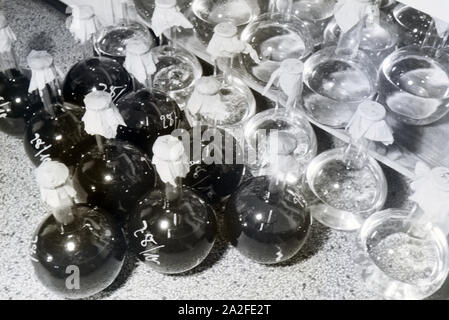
left=133, top=221, right=164, bottom=265
left=30, top=133, right=52, bottom=163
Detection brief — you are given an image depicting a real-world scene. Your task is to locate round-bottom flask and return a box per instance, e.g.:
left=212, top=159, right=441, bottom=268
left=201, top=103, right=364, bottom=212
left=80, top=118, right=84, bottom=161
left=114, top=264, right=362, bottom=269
left=392, top=4, right=433, bottom=47
left=379, top=46, right=449, bottom=126
left=152, top=45, right=203, bottom=111
left=356, top=209, right=449, bottom=300
left=306, top=147, right=388, bottom=231
left=225, top=175, right=312, bottom=264
left=31, top=204, right=126, bottom=299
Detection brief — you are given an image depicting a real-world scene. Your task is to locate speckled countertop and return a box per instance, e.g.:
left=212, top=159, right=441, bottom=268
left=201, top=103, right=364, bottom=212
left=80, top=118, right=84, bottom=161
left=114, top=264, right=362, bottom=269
left=0, top=0, right=448, bottom=300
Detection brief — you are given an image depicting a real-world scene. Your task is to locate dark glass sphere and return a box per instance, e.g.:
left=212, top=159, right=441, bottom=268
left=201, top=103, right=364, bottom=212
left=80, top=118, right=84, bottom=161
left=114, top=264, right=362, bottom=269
left=62, top=57, right=133, bottom=109
left=225, top=176, right=312, bottom=264
left=75, top=139, right=156, bottom=222
left=181, top=126, right=245, bottom=204
left=24, top=105, right=93, bottom=167
left=116, top=89, right=181, bottom=154
left=0, top=68, right=42, bottom=136
left=30, top=204, right=126, bottom=299
left=129, top=187, right=217, bottom=274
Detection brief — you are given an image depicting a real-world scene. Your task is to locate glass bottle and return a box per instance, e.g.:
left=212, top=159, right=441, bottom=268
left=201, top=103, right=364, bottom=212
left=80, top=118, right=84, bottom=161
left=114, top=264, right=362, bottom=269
left=63, top=5, right=133, bottom=110
left=93, top=0, right=157, bottom=64
left=24, top=51, right=93, bottom=167
left=391, top=4, right=434, bottom=47
left=0, top=11, right=42, bottom=137
left=306, top=101, right=390, bottom=231
left=191, top=0, right=262, bottom=44
left=149, top=0, right=203, bottom=111
left=244, top=58, right=317, bottom=180
left=129, top=135, right=217, bottom=274
left=356, top=164, right=449, bottom=300
left=177, top=125, right=245, bottom=206
left=30, top=161, right=126, bottom=299
left=116, top=38, right=181, bottom=154
left=378, top=20, right=449, bottom=126
left=224, top=158, right=312, bottom=264
left=75, top=91, right=156, bottom=222
left=323, top=0, right=399, bottom=67
left=303, top=0, right=378, bottom=128
left=240, top=0, right=314, bottom=84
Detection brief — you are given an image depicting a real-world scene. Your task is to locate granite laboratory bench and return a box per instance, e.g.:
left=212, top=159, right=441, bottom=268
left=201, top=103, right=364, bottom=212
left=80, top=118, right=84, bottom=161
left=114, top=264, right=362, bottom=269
left=1, top=0, right=448, bottom=300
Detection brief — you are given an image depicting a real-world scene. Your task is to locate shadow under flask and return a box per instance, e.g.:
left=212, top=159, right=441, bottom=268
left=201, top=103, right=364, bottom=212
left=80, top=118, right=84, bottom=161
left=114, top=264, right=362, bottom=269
left=116, top=38, right=181, bottom=154
left=129, top=135, right=217, bottom=274
left=356, top=164, right=449, bottom=300
left=303, top=0, right=378, bottom=128
left=0, top=12, right=42, bottom=137
left=240, top=1, right=313, bottom=84
left=93, top=1, right=157, bottom=64
left=224, top=144, right=312, bottom=264
left=30, top=161, right=126, bottom=299
left=74, top=91, right=156, bottom=222
left=63, top=5, right=133, bottom=110
left=378, top=20, right=449, bottom=126
left=24, top=51, right=93, bottom=167
left=306, top=101, right=391, bottom=231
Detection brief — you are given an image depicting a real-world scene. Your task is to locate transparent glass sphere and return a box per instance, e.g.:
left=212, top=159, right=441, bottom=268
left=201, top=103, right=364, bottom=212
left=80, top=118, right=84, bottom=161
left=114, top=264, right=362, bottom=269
left=129, top=187, right=217, bottom=274
left=30, top=204, right=126, bottom=299
left=116, top=89, right=181, bottom=154
left=151, top=45, right=203, bottom=111
left=323, top=16, right=399, bottom=67
left=186, top=74, right=256, bottom=137
left=240, top=12, right=313, bottom=84
left=356, top=209, right=449, bottom=300
left=303, top=46, right=378, bottom=128
left=392, top=4, right=433, bottom=47
left=191, top=0, right=262, bottom=43
left=225, top=175, right=312, bottom=264
left=243, top=108, right=317, bottom=179
left=306, top=147, right=388, bottom=231
left=94, top=21, right=157, bottom=64
left=379, top=46, right=449, bottom=126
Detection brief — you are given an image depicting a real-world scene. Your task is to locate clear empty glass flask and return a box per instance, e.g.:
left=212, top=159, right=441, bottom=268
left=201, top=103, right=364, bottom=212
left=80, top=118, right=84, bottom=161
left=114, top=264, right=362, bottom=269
left=151, top=45, right=203, bottom=110
left=303, top=1, right=378, bottom=128
left=379, top=23, right=449, bottom=126
left=94, top=2, right=157, bottom=63
left=240, top=12, right=313, bottom=84
left=357, top=209, right=449, bottom=300
left=306, top=101, right=391, bottom=231
left=243, top=108, right=317, bottom=180
left=191, top=0, right=262, bottom=43
left=392, top=4, right=433, bottom=47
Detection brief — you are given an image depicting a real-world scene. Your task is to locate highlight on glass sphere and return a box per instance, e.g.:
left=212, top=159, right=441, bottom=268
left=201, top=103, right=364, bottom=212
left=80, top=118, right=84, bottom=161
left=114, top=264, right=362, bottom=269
left=74, top=91, right=156, bottom=222
left=129, top=135, right=217, bottom=274
left=225, top=175, right=312, bottom=264
left=30, top=161, right=127, bottom=299
left=23, top=50, right=93, bottom=167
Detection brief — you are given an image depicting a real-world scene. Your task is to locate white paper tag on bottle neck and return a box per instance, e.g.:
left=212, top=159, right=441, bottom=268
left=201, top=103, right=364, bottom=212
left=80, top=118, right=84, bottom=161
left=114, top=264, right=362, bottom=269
left=27, top=50, right=57, bottom=93
left=124, top=40, right=156, bottom=85
left=151, top=0, right=193, bottom=37
left=68, top=5, right=101, bottom=44
left=0, top=25, right=16, bottom=53
left=334, top=0, right=369, bottom=33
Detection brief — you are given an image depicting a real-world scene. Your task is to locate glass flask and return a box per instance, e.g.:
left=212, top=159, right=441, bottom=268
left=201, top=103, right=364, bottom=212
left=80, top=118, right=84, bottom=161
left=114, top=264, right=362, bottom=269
left=0, top=12, right=42, bottom=137
left=303, top=0, right=378, bottom=128
left=306, top=101, right=390, bottom=231
left=190, top=0, right=262, bottom=43
left=24, top=51, right=93, bottom=167
left=378, top=22, right=449, bottom=126
left=75, top=91, right=156, bottom=222
left=129, top=135, right=217, bottom=274
left=392, top=4, right=433, bottom=47
left=63, top=6, right=133, bottom=110
left=30, top=161, right=126, bottom=299
left=93, top=1, right=157, bottom=64
left=356, top=165, right=449, bottom=299
left=179, top=125, right=245, bottom=205
left=225, top=174, right=312, bottom=264
left=117, top=38, right=182, bottom=154
left=323, top=0, right=399, bottom=68
left=240, top=8, right=313, bottom=84
left=151, top=45, right=203, bottom=111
